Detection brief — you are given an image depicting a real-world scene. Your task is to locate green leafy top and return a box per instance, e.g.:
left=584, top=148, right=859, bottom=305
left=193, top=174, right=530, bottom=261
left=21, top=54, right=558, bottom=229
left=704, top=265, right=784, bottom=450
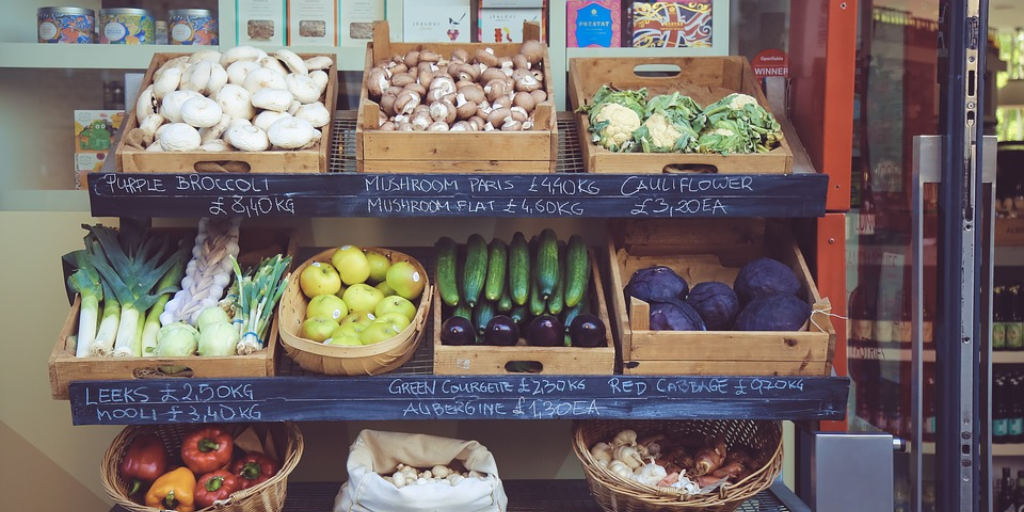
left=83, top=224, right=187, bottom=312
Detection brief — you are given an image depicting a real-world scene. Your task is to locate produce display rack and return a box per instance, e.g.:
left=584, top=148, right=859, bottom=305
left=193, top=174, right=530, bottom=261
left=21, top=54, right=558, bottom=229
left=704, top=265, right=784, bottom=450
left=109, top=480, right=804, bottom=512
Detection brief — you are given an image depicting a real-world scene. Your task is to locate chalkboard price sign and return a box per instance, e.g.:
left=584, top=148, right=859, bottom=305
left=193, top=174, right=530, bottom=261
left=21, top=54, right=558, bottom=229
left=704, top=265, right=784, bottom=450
left=69, top=375, right=849, bottom=425
left=88, top=172, right=829, bottom=219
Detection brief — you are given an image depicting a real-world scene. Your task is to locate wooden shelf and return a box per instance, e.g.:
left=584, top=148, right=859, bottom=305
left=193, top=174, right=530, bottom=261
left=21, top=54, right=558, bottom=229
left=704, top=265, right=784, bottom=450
left=0, top=43, right=199, bottom=69
left=920, top=443, right=1024, bottom=456
left=993, top=352, right=1024, bottom=364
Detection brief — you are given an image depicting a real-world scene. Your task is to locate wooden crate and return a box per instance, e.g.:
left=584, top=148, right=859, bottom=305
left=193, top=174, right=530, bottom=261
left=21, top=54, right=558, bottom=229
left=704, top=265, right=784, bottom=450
left=48, top=227, right=295, bottom=400
left=996, top=218, right=1024, bottom=246
left=355, top=21, right=557, bottom=173
left=606, top=219, right=835, bottom=376
left=115, top=52, right=337, bottom=173
left=433, top=251, right=615, bottom=375
left=568, top=56, right=794, bottom=174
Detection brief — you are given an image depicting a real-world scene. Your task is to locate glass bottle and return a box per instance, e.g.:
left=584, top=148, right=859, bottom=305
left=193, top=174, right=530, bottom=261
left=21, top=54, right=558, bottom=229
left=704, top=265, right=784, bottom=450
left=1010, top=376, right=1024, bottom=444
left=1014, top=470, right=1024, bottom=512
left=893, top=475, right=910, bottom=512
left=995, top=377, right=1009, bottom=445
left=1001, top=467, right=1016, bottom=512
left=898, top=288, right=913, bottom=344
left=923, top=370, right=936, bottom=443
left=922, top=480, right=936, bottom=512
left=1009, top=286, right=1024, bottom=351
left=994, top=286, right=1007, bottom=351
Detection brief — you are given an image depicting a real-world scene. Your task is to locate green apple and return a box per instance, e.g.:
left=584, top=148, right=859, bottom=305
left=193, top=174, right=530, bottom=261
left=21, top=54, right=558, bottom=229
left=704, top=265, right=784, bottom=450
left=301, top=317, right=340, bottom=342
left=299, top=261, right=342, bottom=298
left=375, top=281, right=396, bottom=297
left=360, top=321, right=401, bottom=345
left=385, top=261, right=425, bottom=300
left=375, top=312, right=411, bottom=332
left=375, top=295, right=417, bottom=320
left=331, top=245, right=371, bottom=286
left=343, top=283, right=385, bottom=314
left=306, top=294, right=349, bottom=321
left=365, top=250, right=391, bottom=283
left=340, top=311, right=376, bottom=326
left=333, top=321, right=367, bottom=339
left=328, top=334, right=363, bottom=347
left=334, top=283, right=348, bottom=300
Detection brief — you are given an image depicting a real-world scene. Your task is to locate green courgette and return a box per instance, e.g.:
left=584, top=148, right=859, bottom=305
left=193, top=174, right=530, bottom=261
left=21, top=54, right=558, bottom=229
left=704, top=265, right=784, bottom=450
left=484, top=238, right=507, bottom=302
left=564, top=235, right=589, bottom=308
left=508, top=232, right=530, bottom=306
left=461, top=234, right=488, bottom=308
left=434, top=236, right=460, bottom=307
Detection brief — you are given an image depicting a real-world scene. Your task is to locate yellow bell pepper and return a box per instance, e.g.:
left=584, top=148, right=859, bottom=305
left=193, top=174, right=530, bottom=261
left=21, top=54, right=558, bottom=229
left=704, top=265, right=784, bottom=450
left=144, top=467, right=196, bottom=512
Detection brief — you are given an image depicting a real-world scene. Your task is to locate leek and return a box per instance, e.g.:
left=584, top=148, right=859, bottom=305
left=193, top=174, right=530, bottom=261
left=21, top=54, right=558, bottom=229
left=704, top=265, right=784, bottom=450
left=63, top=249, right=103, bottom=358
left=91, top=283, right=120, bottom=356
left=84, top=224, right=187, bottom=358
left=233, top=254, right=292, bottom=355
left=141, top=256, right=187, bottom=357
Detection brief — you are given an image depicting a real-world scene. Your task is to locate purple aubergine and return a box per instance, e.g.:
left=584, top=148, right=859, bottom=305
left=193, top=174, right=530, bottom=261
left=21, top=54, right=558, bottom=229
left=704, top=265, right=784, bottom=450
left=527, top=315, right=564, bottom=347
left=569, top=314, right=607, bottom=348
left=441, top=316, right=476, bottom=345
left=484, top=315, right=520, bottom=346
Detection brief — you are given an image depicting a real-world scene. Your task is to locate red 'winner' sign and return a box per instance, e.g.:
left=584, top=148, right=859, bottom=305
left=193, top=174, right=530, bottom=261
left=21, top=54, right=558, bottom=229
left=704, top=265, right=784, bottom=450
left=753, top=49, right=789, bottom=79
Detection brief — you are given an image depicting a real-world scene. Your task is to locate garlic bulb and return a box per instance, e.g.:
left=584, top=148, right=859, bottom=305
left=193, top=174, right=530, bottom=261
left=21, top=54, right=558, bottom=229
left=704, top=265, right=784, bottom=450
left=612, top=429, right=638, bottom=447
left=590, top=442, right=613, bottom=464
left=608, top=460, right=633, bottom=479
left=613, top=445, right=643, bottom=470
left=635, top=459, right=668, bottom=486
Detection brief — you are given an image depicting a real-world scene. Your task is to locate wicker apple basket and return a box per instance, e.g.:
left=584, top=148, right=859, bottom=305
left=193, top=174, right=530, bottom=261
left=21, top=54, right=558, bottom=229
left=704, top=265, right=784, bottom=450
left=277, top=247, right=431, bottom=376
left=101, top=422, right=303, bottom=512
left=572, top=420, right=783, bottom=512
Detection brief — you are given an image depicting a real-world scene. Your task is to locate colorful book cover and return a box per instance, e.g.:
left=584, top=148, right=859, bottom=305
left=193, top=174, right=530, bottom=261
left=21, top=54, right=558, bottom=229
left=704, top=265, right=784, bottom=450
left=628, top=0, right=713, bottom=48
left=567, top=0, right=621, bottom=48
left=404, top=0, right=470, bottom=42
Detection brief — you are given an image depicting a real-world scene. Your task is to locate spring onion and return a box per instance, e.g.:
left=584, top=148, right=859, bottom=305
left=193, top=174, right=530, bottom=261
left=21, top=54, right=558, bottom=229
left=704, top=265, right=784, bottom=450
left=63, top=249, right=103, bottom=358
left=233, top=254, right=292, bottom=355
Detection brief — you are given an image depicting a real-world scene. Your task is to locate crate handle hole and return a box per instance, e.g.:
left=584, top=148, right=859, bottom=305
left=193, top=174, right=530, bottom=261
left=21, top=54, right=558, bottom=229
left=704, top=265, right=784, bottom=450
left=504, top=361, right=544, bottom=373
left=663, top=163, right=719, bottom=174
left=193, top=161, right=252, bottom=173
left=633, top=64, right=682, bottom=78
left=132, top=366, right=195, bottom=379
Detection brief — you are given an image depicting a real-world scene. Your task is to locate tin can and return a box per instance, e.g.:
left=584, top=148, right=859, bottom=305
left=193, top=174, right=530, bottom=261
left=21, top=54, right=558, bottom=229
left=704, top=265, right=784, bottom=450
left=37, top=7, right=95, bottom=44
left=99, top=8, right=155, bottom=44
left=168, top=9, right=219, bottom=45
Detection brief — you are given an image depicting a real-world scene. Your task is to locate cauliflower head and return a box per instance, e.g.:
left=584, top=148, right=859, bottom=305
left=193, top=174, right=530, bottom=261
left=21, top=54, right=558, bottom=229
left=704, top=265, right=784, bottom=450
left=726, top=93, right=758, bottom=110
left=591, top=103, right=641, bottom=151
left=642, top=113, right=682, bottom=148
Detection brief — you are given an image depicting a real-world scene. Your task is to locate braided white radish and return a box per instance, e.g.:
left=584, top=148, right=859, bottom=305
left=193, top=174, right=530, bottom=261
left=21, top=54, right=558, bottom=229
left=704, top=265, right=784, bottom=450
left=161, top=218, right=241, bottom=326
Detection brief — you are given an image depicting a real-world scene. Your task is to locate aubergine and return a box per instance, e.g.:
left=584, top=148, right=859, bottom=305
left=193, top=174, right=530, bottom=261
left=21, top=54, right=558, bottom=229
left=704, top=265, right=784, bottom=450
left=484, top=315, right=520, bottom=346
left=569, top=314, right=607, bottom=348
left=440, top=316, right=476, bottom=345
left=527, top=315, right=564, bottom=347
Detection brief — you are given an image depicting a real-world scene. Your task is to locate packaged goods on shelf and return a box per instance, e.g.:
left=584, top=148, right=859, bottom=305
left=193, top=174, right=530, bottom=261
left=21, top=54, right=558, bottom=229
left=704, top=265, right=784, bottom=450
left=478, top=0, right=547, bottom=44
left=567, top=0, right=622, bottom=48
left=37, top=7, right=95, bottom=44
left=287, top=0, right=337, bottom=45
left=237, top=0, right=286, bottom=45
left=169, top=9, right=219, bottom=45
left=335, top=430, right=507, bottom=512
left=626, top=0, right=713, bottom=48
left=403, top=0, right=471, bottom=42
left=340, top=0, right=384, bottom=47
left=99, top=8, right=156, bottom=45
left=607, top=218, right=835, bottom=376
left=74, top=110, right=123, bottom=189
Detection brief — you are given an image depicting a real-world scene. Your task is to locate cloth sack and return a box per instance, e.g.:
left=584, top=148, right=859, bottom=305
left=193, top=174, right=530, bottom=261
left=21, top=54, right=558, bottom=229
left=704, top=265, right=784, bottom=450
left=334, top=429, right=508, bottom=512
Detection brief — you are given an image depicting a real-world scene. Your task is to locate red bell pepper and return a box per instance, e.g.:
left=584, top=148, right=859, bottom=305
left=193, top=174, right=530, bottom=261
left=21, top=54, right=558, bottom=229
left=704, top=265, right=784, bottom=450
left=180, top=427, right=233, bottom=474
left=231, top=452, right=280, bottom=489
left=194, top=470, right=241, bottom=509
left=118, top=433, right=168, bottom=495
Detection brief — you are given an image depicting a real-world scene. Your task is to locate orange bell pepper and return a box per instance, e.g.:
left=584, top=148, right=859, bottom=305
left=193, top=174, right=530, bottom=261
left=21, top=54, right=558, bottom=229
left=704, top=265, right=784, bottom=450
left=144, top=467, right=196, bottom=512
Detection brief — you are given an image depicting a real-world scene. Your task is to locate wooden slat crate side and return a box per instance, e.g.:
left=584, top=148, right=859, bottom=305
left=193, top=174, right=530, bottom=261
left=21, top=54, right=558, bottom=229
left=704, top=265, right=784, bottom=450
left=614, top=218, right=766, bottom=256
left=116, top=52, right=337, bottom=174
left=362, top=130, right=553, bottom=161
left=433, top=250, right=615, bottom=375
left=623, top=360, right=831, bottom=377
left=357, top=159, right=555, bottom=173
left=568, top=56, right=793, bottom=175
left=627, top=330, right=830, bottom=362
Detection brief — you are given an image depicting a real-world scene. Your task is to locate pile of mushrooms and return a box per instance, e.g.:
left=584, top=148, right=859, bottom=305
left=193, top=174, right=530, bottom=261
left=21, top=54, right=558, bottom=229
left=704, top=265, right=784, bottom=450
left=381, top=462, right=488, bottom=488
left=127, top=46, right=333, bottom=153
left=365, top=40, right=547, bottom=132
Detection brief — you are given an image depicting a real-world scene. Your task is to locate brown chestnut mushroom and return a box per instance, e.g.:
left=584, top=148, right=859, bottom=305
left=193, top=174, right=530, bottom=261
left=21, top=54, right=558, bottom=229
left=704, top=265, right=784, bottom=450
left=391, top=72, right=416, bottom=87
left=429, top=100, right=457, bottom=124
left=487, top=107, right=512, bottom=127
left=511, top=68, right=531, bottom=82
left=390, top=53, right=405, bottom=64
left=413, top=103, right=431, bottom=115
left=450, top=120, right=471, bottom=131
left=500, top=118, right=523, bottom=131
left=515, top=74, right=542, bottom=93
left=474, top=48, right=499, bottom=67
left=454, top=94, right=477, bottom=120
left=419, top=50, right=441, bottom=63
left=366, top=67, right=390, bottom=100
left=484, top=79, right=511, bottom=103
left=531, top=69, right=544, bottom=82
left=404, top=50, right=420, bottom=66
left=386, top=85, right=403, bottom=96
left=398, top=122, right=414, bottom=131
left=381, top=121, right=397, bottom=131
left=509, top=106, right=529, bottom=122
left=429, top=75, right=456, bottom=95
left=469, top=116, right=486, bottom=131
left=458, top=83, right=486, bottom=104
left=404, top=83, right=427, bottom=96
left=427, top=121, right=450, bottom=131
left=455, top=63, right=481, bottom=82
left=492, top=95, right=513, bottom=110
left=513, top=91, right=536, bottom=112
left=446, top=62, right=462, bottom=77
left=378, top=110, right=388, bottom=127
left=479, top=67, right=507, bottom=85
left=395, top=89, right=421, bottom=115
left=520, top=40, right=545, bottom=65
left=512, top=54, right=530, bottom=70
left=389, top=62, right=408, bottom=74
left=451, top=49, right=469, bottom=62
left=411, top=110, right=432, bottom=130
left=380, top=93, right=399, bottom=116
left=530, top=89, right=547, bottom=105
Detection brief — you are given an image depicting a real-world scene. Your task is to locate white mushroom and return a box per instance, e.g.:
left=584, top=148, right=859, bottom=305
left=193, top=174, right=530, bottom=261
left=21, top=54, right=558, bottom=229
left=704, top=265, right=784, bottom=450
left=294, top=102, right=330, bottom=127
left=251, top=89, right=294, bottom=112
left=158, top=123, right=202, bottom=152
left=287, top=101, right=302, bottom=115
left=199, top=140, right=230, bottom=152
left=301, top=128, right=322, bottom=149
left=160, top=90, right=202, bottom=124
left=220, top=45, right=266, bottom=67
left=304, top=56, right=333, bottom=71
left=152, top=67, right=182, bottom=100
left=267, top=116, right=316, bottom=149
left=275, top=49, right=308, bottom=76
left=206, top=63, right=228, bottom=97
left=427, top=121, right=449, bottom=131
left=135, top=86, right=156, bottom=124
left=227, top=117, right=252, bottom=129
left=227, top=61, right=260, bottom=85
left=254, top=110, right=292, bottom=132
left=155, top=55, right=189, bottom=78
left=189, top=49, right=222, bottom=64
left=215, top=84, right=255, bottom=120
left=146, top=142, right=165, bottom=152
left=199, top=114, right=231, bottom=143
left=180, top=96, right=223, bottom=128
left=286, top=74, right=321, bottom=104
left=138, top=113, right=165, bottom=145
left=309, top=70, right=329, bottom=96
left=225, top=124, right=269, bottom=151
left=181, top=61, right=213, bottom=93
left=260, top=55, right=289, bottom=76
left=243, top=67, right=288, bottom=94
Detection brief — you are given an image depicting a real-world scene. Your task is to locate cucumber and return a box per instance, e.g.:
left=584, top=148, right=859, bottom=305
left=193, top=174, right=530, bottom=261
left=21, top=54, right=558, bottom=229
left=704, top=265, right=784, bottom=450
left=462, top=234, right=488, bottom=307
left=497, top=287, right=513, bottom=312
left=484, top=238, right=507, bottom=302
left=453, top=302, right=473, bottom=321
left=561, top=284, right=590, bottom=332
left=564, top=235, right=589, bottom=308
left=537, top=228, right=559, bottom=300
left=529, top=246, right=546, bottom=317
left=547, top=242, right=566, bottom=315
left=434, top=237, right=460, bottom=307
left=473, top=300, right=495, bottom=336
left=508, top=232, right=530, bottom=306
left=510, top=304, right=528, bottom=327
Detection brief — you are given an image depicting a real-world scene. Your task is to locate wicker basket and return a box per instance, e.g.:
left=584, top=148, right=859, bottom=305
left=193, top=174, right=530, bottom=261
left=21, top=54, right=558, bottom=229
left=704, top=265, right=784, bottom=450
left=572, top=420, right=783, bottom=512
left=101, top=422, right=303, bottom=512
left=277, top=247, right=432, bottom=375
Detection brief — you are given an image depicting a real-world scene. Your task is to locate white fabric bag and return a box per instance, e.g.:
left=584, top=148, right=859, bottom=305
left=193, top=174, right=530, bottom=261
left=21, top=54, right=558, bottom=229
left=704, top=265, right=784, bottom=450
left=334, top=429, right=508, bottom=512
